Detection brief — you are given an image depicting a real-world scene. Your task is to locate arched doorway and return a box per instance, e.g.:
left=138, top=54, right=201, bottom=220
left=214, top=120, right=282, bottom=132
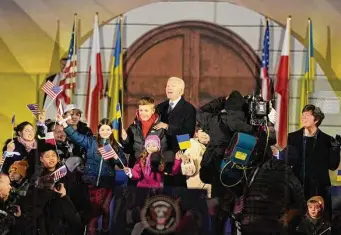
left=123, top=20, right=261, bottom=125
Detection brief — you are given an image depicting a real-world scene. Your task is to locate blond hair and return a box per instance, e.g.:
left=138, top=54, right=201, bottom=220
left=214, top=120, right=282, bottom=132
left=138, top=97, right=155, bottom=106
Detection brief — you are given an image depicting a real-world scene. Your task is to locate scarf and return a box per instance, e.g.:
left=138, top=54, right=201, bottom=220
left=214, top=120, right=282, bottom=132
left=140, top=114, right=157, bottom=138
left=17, top=137, right=37, bottom=153
left=145, top=153, right=152, bottom=176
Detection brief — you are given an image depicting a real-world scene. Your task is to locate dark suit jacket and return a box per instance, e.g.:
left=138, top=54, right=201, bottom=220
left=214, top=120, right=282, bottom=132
left=156, top=97, right=196, bottom=152
left=288, top=128, right=340, bottom=188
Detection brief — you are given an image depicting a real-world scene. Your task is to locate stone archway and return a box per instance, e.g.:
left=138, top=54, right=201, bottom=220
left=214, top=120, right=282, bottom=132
left=122, top=20, right=261, bottom=125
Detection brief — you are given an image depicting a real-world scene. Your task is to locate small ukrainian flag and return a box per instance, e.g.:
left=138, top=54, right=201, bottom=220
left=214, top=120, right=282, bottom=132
left=337, top=170, right=341, bottom=182
left=176, top=134, right=191, bottom=150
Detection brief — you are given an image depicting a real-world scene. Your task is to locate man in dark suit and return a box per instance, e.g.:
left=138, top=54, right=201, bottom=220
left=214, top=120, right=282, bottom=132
left=287, top=104, right=340, bottom=219
left=155, top=77, right=196, bottom=187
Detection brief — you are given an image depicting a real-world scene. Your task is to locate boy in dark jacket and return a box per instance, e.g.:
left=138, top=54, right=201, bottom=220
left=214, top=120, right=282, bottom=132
left=122, top=97, right=167, bottom=168
left=296, top=196, right=331, bottom=235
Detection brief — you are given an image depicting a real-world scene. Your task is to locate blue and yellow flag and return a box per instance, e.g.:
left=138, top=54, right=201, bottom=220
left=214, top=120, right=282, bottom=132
left=109, top=17, right=123, bottom=140
left=299, top=19, right=315, bottom=127
left=176, top=134, right=191, bottom=150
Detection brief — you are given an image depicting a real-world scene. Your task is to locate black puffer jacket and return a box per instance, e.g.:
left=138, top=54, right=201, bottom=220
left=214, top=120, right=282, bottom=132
left=296, top=215, right=331, bottom=235
left=122, top=113, right=167, bottom=167
left=197, top=92, right=254, bottom=185
left=240, top=159, right=306, bottom=233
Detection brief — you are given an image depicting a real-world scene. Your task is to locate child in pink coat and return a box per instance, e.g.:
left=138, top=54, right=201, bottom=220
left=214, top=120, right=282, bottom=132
left=124, top=135, right=181, bottom=188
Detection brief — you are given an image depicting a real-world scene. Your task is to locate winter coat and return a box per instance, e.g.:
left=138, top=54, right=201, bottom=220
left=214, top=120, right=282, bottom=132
left=2, top=138, right=40, bottom=182
left=183, top=138, right=211, bottom=197
left=296, top=215, right=331, bottom=235
left=64, top=125, right=127, bottom=189
left=122, top=113, right=167, bottom=167
left=0, top=199, right=16, bottom=235
left=131, top=158, right=181, bottom=188
left=240, top=158, right=306, bottom=233
left=196, top=96, right=254, bottom=187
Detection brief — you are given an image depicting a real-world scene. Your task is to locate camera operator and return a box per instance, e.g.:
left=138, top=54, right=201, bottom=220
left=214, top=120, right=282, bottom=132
left=197, top=91, right=254, bottom=197
left=0, top=173, right=21, bottom=235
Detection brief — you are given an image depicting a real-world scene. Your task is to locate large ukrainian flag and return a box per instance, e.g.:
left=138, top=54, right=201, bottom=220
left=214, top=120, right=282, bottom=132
left=299, top=18, right=315, bottom=127
left=109, top=17, right=123, bottom=140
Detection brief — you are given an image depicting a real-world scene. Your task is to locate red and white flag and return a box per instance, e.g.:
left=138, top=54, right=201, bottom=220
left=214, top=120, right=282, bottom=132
left=45, top=132, right=56, bottom=145
left=85, top=13, right=104, bottom=134
left=275, top=17, right=291, bottom=149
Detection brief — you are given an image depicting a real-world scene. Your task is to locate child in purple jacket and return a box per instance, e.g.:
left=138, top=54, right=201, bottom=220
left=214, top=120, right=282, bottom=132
left=124, top=135, right=181, bottom=188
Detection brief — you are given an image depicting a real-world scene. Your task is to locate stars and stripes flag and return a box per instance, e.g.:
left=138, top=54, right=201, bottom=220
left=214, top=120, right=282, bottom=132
left=42, top=81, right=62, bottom=100
left=58, top=15, right=77, bottom=105
left=51, top=165, right=67, bottom=182
left=27, top=104, right=40, bottom=115
left=98, top=144, right=118, bottom=160
left=261, top=19, right=271, bottom=101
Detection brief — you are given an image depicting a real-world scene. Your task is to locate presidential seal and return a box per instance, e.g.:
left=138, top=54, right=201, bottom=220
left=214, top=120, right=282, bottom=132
left=140, top=195, right=181, bottom=234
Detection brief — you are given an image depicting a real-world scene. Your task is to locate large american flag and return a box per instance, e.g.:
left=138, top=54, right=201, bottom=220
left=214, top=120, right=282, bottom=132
left=58, top=22, right=77, bottom=105
left=42, top=81, right=62, bottom=100
left=27, top=104, right=40, bottom=115
left=98, top=144, right=118, bottom=160
left=51, top=165, right=68, bottom=182
left=261, top=19, right=271, bottom=101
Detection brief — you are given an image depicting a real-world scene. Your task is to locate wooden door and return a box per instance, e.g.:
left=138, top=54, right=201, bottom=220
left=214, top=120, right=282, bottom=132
left=123, top=21, right=261, bottom=126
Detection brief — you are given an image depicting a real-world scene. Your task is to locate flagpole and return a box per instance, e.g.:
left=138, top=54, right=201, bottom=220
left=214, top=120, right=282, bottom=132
left=287, top=16, right=291, bottom=139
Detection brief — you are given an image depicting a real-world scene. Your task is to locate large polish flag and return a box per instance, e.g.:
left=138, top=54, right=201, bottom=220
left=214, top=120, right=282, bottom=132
left=275, top=17, right=291, bottom=149
left=85, top=13, right=104, bottom=134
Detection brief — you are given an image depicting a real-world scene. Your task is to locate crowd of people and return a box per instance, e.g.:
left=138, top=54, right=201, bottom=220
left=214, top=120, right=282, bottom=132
left=0, top=76, right=341, bottom=235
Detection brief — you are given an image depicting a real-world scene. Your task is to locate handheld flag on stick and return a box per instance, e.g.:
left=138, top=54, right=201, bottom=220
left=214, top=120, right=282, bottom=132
left=27, top=104, right=40, bottom=118
left=50, top=165, right=68, bottom=182
left=45, top=132, right=56, bottom=145
left=177, top=134, right=191, bottom=150
left=42, top=81, right=63, bottom=109
left=261, top=18, right=271, bottom=101
left=99, top=144, right=117, bottom=160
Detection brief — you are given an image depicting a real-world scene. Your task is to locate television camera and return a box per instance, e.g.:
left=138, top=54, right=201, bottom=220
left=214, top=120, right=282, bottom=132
left=244, top=95, right=271, bottom=126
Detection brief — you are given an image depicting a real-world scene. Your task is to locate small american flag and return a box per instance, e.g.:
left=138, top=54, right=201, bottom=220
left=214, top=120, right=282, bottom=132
left=261, top=19, right=271, bottom=101
left=98, top=144, right=118, bottom=160
left=233, top=195, right=245, bottom=214
left=42, top=81, right=62, bottom=100
left=51, top=165, right=67, bottom=182
left=27, top=104, right=40, bottom=115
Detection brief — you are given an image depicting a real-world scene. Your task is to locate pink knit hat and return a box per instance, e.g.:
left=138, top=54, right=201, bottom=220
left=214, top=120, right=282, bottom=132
left=145, top=135, right=161, bottom=150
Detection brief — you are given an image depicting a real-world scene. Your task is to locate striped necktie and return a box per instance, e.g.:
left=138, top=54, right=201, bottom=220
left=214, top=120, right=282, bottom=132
left=167, top=101, right=174, bottom=114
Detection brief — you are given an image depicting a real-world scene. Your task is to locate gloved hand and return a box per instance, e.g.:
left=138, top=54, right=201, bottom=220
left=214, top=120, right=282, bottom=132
left=331, top=136, right=341, bottom=150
